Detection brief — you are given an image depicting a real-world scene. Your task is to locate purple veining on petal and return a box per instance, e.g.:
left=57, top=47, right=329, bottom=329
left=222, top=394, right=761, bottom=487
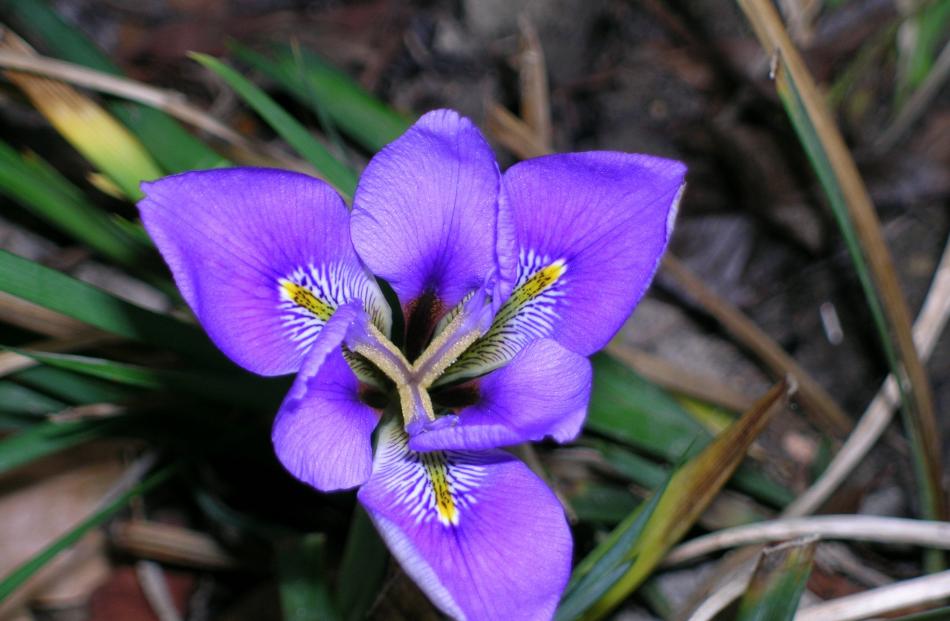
left=350, top=110, right=501, bottom=336
left=359, top=420, right=572, bottom=621
left=138, top=167, right=388, bottom=376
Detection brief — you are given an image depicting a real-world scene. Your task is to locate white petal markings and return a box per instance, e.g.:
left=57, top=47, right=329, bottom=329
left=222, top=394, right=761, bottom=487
left=439, top=249, right=568, bottom=383
left=278, top=261, right=391, bottom=352
left=374, top=422, right=487, bottom=527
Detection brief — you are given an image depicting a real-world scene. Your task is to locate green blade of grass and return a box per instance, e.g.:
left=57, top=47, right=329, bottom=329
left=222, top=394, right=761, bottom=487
left=0, top=381, right=66, bottom=416
left=568, top=380, right=788, bottom=620
left=11, top=349, right=286, bottom=410
left=588, top=354, right=793, bottom=507
left=555, top=472, right=671, bottom=621
left=0, top=250, right=223, bottom=364
left=0, top=140, right=149, bottom=267
left=896, top=0, right=950, bottom=104
left=736, top=0, right=946, bottom=564
left=0, top=462, right=177, bottom=599
left=277, top=533, right=339, bottom=621
left=4, top=0, right=227, bottom=172
left=191, top=53, right=359, bottom=198
left=735, top=537, right=818, bottom=621
left=336, top=506, right=388, bottom=621
left=232, top=44, right=412, bottom=153
left=13, top=365, right=132, bottom=405
left=0, top=416, right=128, bottom=476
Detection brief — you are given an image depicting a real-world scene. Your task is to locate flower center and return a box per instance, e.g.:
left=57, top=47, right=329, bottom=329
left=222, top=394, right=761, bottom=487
left=346, top=291, right=493, bottom=431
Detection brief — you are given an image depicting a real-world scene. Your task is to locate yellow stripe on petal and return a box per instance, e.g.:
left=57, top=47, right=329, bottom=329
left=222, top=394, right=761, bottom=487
left=1, top=31, right=162, bottom=200
left=437, top=253, right=568, bottom=384
left=422, top=453, right=460, bottom=526
left=507, top=259, right=567, bottom=306
left=280, top=280, right=335, bottom=321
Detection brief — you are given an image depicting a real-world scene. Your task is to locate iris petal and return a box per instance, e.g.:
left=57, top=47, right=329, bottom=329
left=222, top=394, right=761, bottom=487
left=350, top=110, right=501, bottom=332
left=139, top=168, right=390, bottom=376
left=358, top=420, right=572, bottom=621
left=447, top=152, right=685, bottom=379
left=413, top=338, right=591, bottom=452
left=272, top=304, right=381, bottom=491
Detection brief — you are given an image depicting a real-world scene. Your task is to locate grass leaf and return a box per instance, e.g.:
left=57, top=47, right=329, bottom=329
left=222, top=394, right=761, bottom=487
left=735, top=537, right=818, bottom=621
left=232, top=44, right=412, bottom=153
left=0, top=250, right=223, bottom=364
left=191, top=53, right=359, bottom=198
left=568, top=380, right=788, bottom=620
left=736, top=0, right=946, bottom=563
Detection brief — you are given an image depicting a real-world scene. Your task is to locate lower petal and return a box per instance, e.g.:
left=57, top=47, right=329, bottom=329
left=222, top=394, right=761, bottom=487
left=358, top=420, right=572, bottom=621
left=272, top=305, right=381, bottom=492
left=412, top=339, right=591, bottom=452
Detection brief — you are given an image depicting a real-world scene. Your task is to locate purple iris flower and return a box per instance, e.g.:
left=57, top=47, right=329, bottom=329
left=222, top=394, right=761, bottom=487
left=138, top=109, right=685, bottom=620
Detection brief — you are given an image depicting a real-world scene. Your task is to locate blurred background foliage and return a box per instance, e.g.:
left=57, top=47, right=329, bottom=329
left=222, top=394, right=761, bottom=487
left=0, top=0, right=948, bottom=619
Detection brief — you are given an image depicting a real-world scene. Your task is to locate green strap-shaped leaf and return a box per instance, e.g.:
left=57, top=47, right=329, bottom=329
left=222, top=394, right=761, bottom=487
left=588, top=354, right=793, bottom=507
left=12, top=349, right=286, bottom=410
left=0, top=250, right=223, bottom=364
left=735, top=536, right=818, bottom=621
left=561, top=381, right=788, bottom=620
left=0, top=140, right=149, bottom=267
left=191, top=53, right=359, bottom=198
left=3, top=0, right=227, bottom=173
left=0, top=416, right=128, bottom=477
left=233, top=44, right=413, bottom=153
left=336, top=506, right=388, bottom=621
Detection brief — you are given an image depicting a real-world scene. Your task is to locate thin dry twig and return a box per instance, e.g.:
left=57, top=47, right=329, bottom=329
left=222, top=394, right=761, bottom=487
left=112, top=521, right=240, bottom=570
left=738, top=0, right=945, bottom=522
left=0, top=292, right=100, bottom=339
left=794, top=570, right=950, bottom=621
left=785, top=234, right=950, bottom=517
left=484, top=102, right=551, bottom=159
left=0, top=31, right=307, bottom=173
left=665, top=515, right=950, bottom=566
left=680, top=234, right=950, bottom=619
left=661, top=254, right=852, bottom=437
left=0, top=32, right=242, bottom=148
left=605, top=341, right=755, bottom=413
left=517, top=17, right=553, bottom=150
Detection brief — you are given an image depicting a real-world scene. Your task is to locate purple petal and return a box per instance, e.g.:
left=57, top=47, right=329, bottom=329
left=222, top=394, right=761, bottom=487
left=358, top=421, right=572, bottom=621
left=447, top=152, right=685, bottom=379
left=139, top=168, right=390, bottom=376
left=412, top=339, right=591, bottom=452
left=350, top=110, right=500, bottom=325
left=272, top=304, right=381, bottom=491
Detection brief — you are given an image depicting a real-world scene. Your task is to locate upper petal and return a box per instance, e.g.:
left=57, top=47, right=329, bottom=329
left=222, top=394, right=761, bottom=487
left=358, top=420, right=572, bottom=621
left=446, top=152, right=685, bottom=379
left=413, top=338, right=591, bottom=452
left=272, top=304, right=381, bottom=492
left=350, top=110, right=500, bottom=336
left=139, top=168, right=390, bottom=376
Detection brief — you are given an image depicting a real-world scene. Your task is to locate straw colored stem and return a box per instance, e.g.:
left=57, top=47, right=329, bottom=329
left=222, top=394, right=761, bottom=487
left=737, top=0, right=944, bottom=523
left=665, top=516, right=950, bottom=566
left=783, top=234, right=950, bottom=518
left=795, top=570, right=950, bottom=621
